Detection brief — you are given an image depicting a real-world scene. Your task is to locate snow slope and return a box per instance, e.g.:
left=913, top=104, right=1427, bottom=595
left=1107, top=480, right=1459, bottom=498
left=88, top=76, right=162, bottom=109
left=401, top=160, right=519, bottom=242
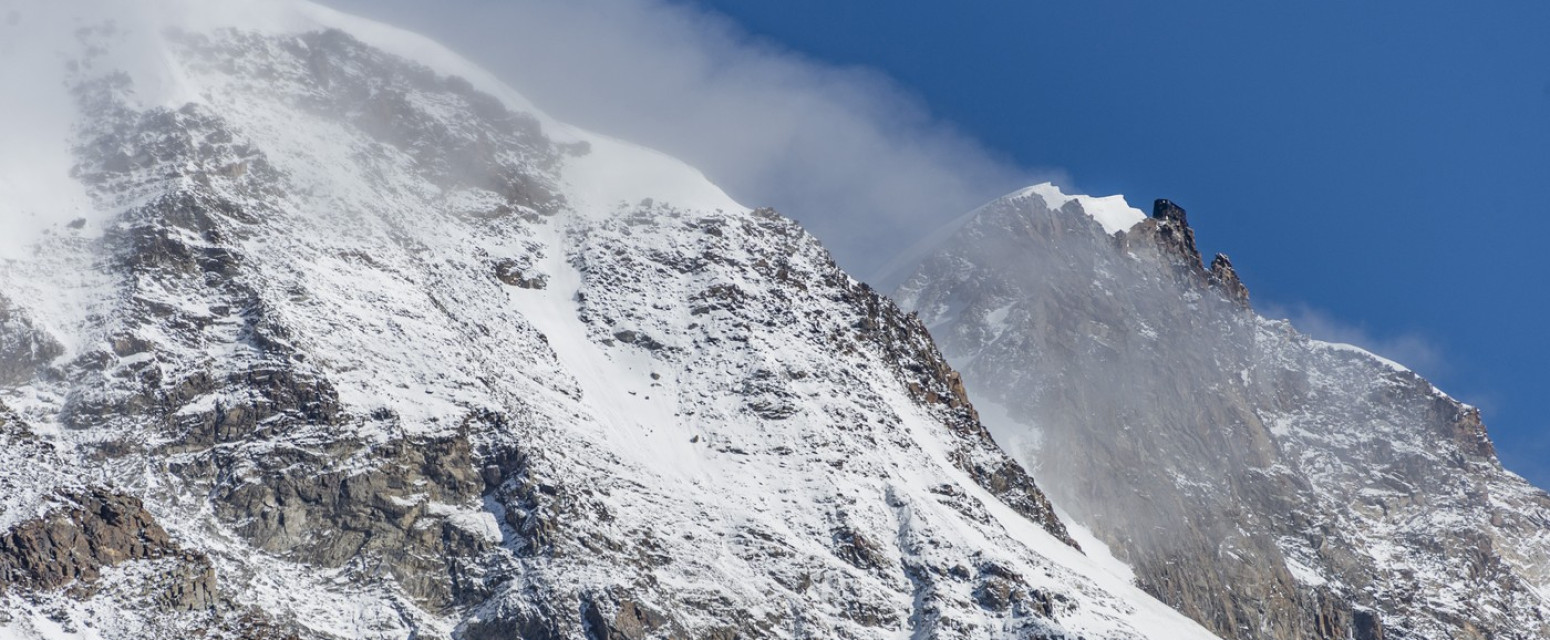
left=0, top=2, right=1223, bottom=638
left=1013, top=183, right=1144, bottom=236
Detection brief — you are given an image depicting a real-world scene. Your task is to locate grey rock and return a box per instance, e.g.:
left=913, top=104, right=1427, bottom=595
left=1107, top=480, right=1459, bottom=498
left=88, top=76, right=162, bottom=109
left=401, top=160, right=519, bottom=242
left=0, top=487, right=214, bottom=612
left=1208, top=253, right=1250, bottom=306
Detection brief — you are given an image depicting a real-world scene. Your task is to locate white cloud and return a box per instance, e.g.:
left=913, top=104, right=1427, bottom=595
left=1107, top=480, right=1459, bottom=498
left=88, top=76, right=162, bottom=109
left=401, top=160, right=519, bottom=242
left=0, top=0, right=315, bottom=259
left=324, top=0, right=1059, bottom=280
left=0, top=1, right=101, bottom=259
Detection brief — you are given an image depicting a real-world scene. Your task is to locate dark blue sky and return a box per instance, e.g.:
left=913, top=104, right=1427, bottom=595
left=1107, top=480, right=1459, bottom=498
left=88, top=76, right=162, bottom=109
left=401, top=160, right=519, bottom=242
left=699, top=0, right=1550, bottom=485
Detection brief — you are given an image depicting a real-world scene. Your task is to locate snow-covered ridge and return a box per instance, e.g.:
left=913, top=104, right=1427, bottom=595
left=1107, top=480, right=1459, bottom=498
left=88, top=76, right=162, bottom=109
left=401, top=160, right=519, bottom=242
left=1012, top=182, right=1144, bottom=235
left=1306, top=339, right=1411, bottom=373
left=290, top=1, right=744, bottom=214
left=869, top=181, right=1142, bottom=288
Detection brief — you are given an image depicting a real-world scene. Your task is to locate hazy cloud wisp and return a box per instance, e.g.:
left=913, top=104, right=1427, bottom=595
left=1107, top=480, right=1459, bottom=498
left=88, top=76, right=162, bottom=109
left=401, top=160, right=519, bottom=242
left=327, top=0, right=1058, bottom=279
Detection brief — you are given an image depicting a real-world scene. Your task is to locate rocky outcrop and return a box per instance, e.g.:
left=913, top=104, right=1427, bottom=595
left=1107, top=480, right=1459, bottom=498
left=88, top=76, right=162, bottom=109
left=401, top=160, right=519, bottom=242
left=1151, top=198, right=1188, bottom=225
left=495, top=259, right=548, bottom=289
left=844, top=278, right=1074, bottom=547
left=209, top=431, right=492, bottom=609
left=1131, top=199, right=1256, bottom=311
left=1208, top=253, right=1250, bottom=306
left=1141, top=198, right=1203, bottom=270
left=581, top=593, right=680, bottom=640
left=0, top=488, right=214, bottom=611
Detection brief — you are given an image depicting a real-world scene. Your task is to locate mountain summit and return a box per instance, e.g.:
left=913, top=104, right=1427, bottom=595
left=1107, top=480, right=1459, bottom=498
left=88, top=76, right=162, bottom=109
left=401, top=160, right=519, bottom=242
left=897, top=188, right=1550, bottom=639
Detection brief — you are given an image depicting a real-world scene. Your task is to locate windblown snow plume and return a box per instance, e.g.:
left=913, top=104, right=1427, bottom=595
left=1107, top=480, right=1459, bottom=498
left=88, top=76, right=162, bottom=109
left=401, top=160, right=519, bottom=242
left=326, top=0, right=1059, bottom=280
left=0, top=1, right=1221, bottom=638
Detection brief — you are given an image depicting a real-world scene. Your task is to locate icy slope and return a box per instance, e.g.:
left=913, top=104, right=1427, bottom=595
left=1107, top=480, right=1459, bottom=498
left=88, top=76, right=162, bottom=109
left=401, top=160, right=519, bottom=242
left=0, top=2, right=1222, bottom=638
left=897, top=190, right=1550, bottom=639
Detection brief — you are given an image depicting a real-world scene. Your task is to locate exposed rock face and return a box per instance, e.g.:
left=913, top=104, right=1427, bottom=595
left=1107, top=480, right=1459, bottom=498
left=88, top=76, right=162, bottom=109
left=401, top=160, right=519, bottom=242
left=839, top=273, right=1072, bottom=546
left=1152, top=198, right=1188, bottom=225
left=1208, top=253, right=1250, bottom=306
left=0, top=488, right=210, bottom=608
left=495, top=259, right=549, bottom=289
left=210, top=432, right=491, bottom=610
left=0, top=11, right=1214, bottom=640
left=1144, top=198, right=1201, bottom=268
left=897, top=191, right=1550, bottom=639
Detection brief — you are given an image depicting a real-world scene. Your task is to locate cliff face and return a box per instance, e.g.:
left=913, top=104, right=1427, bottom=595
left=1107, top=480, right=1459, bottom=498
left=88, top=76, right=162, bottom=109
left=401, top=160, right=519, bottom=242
left=897, top=191, right=1550, bottom=640
left=0, top=5, right=1217, bottom=638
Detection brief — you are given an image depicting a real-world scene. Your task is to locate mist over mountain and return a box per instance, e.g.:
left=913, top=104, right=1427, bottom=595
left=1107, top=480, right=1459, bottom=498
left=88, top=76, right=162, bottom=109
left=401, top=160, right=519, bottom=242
left=0, top=1, right=1546, bottom=640
left=0, top=1, right=1209, bottom=637
left=321, top=0, right=1056, bottom=282
left=896, top=192, right=1550, bottom=639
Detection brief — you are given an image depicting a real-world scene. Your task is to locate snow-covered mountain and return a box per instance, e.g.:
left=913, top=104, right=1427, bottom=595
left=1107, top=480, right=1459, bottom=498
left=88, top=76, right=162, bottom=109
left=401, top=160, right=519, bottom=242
left=897, top=187, right=1550, bottom=639
left=0, top=1, right=1226, bottom=638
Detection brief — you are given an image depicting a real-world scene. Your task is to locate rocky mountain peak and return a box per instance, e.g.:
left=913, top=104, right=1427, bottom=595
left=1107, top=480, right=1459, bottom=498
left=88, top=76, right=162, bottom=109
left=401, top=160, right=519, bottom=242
left=899, top=184, right=1550, bottom=640
left=1134, top=198, right=1205, bottom=274
left=1125, top=198, right=1258, bottom=310
left=1151, top=198, right=1189, bottom=225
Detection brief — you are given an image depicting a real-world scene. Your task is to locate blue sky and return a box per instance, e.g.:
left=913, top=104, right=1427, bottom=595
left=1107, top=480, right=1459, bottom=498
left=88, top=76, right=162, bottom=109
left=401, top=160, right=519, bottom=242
left=692, top=1, right=1550, bottom=486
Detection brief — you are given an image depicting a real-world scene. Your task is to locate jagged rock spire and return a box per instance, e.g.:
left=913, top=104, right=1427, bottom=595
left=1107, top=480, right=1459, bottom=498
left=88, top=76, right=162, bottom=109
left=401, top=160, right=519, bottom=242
left=1139, top=199, right=1253, bottom=308
left=1152, top=198, right=1188, bottom=225
left=1209, top=253, right=1250, bottom=307
left=1139, top=198, right=1204, bottom=274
